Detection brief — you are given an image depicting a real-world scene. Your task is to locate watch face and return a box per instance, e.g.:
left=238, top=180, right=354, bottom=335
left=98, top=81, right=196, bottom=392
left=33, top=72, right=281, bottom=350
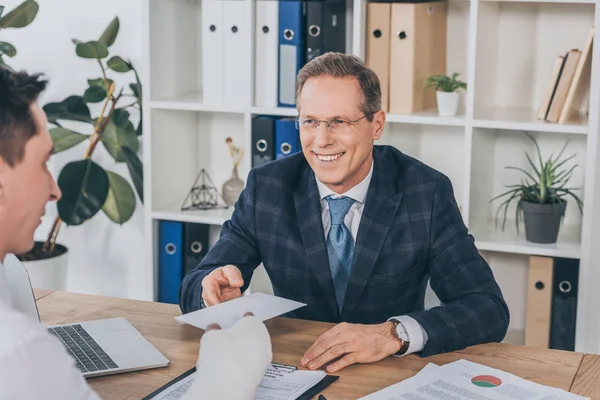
left=396, top=323, right=410, bottom=342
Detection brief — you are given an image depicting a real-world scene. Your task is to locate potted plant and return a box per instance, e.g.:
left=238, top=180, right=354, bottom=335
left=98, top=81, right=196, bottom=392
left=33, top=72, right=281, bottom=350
left=0, top=0, right=39, bottom=64
left=15, top=16, right=144, bottom=291
left=424, top=72, right=466, bottom=116
left=491, top=131, right=583, bottom=244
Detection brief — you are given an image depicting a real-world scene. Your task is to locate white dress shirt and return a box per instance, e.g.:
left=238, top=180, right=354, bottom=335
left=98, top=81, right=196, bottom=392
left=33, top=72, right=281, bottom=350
left=0, top=262, right=100, bottom=400
left=315, top=161, right=429, bottom=356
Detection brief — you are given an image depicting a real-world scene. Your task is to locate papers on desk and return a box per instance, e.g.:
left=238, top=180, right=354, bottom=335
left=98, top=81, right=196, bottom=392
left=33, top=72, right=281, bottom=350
left=142, top=363, right=336, bottom=400
left=360, top=359, right=589, bottom=400
left=176, top=292, right=306, bottom=330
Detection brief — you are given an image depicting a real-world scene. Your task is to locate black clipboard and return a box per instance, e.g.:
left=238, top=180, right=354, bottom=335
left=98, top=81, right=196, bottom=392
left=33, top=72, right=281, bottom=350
left=141, top=364, right=339, bottom=400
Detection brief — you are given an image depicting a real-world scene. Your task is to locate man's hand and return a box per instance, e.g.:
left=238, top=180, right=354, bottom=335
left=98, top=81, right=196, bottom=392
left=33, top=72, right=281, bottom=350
left=300, top=322, right=402, bottom=373
left=201, top=265, right=244, bottom=307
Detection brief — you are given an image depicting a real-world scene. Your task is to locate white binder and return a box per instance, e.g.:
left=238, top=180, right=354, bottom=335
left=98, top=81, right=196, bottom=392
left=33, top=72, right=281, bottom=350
left=224, top=0, right=249, bottom=108
left=254, top=0, right=279, bottom=108
left=201, top=0, right=224, bottom=106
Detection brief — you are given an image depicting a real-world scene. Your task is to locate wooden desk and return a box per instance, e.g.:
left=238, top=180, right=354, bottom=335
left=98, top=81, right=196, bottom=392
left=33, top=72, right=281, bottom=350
left=35, top=290, right=597, bottom=399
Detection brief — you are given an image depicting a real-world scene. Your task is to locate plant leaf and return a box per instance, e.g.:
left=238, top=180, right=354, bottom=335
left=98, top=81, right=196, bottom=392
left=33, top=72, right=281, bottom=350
left=102, top=171, right=136, bottom=224
left=107, top=56, right=132, bottom=72
left=111, top=109, right=131, bottom=128
left=122, top=146, right=143, bottom=203
left=83, top=85, right=107, bottom=103
left=505, top=166, right=538, bottom=185
left=50, top=127, right=88, bottom=153
left=43, top=96, right=93, bottom=125
left=101, top=118, right=138, bottom=162
left=0, top=0, right=38, bottom=29
left=76, top=41, right=109, bottom=59
left=57, top=159, right=109, bottom=226
left=129, top=83, right=140, bottom=98
left=99, top=16, right=119, bottom=47
left=0, top=41, right=16, bottom=57
left=88, top=77, right=114, bottom=91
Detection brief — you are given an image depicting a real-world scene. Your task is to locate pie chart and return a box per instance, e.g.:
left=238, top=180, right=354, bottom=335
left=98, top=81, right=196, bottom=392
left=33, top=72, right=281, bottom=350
left=471, top=375, right=502, bottom=388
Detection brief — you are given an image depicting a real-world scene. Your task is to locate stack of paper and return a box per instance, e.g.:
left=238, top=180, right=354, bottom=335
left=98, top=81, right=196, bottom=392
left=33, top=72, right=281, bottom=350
left=359, top=359, right=589, bottom=400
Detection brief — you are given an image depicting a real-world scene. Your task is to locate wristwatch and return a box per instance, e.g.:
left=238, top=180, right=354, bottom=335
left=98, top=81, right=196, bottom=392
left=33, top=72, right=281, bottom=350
left=389, top=318, right=410, bottom=356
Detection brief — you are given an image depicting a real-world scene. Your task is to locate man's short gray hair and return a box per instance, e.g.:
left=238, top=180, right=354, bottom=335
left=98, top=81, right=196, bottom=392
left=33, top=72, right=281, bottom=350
left=295, top=52, right=381, bottom=122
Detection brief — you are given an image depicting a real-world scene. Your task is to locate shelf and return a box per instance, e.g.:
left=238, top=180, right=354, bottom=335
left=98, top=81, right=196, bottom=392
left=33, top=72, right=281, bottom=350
left=472, top=107, right=588, bottom=134
left=478, top=0, right=595, bottom=4
left=251, top=107, right=298, bottom=117
left=470, top=220, right=581, bottom=259
left=151, top=92, right=246, bottom=114
left=152, top=203, right=233, bottom=226
left=386, top=110, right=466, bottom=127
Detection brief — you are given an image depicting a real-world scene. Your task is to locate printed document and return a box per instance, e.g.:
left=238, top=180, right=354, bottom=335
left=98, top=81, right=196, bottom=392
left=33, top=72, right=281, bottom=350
left=146, top=363, right=326, bottom=400
left=359, top=359, right=589, bottom=400
left=175, top=292, right=306, bottom=330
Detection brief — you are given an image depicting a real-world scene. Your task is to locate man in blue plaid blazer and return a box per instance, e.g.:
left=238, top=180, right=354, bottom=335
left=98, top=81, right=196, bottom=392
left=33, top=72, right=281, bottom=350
left=179, top=53, right=509, bottom=373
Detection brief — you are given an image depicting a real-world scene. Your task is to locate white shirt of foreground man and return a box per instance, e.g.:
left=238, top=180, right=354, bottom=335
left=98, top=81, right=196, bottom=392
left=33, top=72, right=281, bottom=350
left=0, top=260, right=271, bottom=400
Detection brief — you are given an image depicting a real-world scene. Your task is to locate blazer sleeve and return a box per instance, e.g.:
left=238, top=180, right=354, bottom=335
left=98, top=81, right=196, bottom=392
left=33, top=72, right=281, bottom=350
left=406, top=175, right=510, bottom=357
left=179, top=169, right=262, bottom=314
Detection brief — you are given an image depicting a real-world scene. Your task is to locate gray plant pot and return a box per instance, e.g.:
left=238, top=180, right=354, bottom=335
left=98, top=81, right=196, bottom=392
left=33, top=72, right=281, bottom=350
left=520, top=200, right=567, bottom=244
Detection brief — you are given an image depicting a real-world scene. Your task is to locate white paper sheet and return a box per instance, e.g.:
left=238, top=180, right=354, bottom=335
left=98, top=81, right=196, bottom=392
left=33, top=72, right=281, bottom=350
left=415, top=363, right=439, bottom=377
left=145, top=364, right=326, bottom=400
left=175, top=292, right=306, bottom=330
left=359, top=359, right=589, bottom=400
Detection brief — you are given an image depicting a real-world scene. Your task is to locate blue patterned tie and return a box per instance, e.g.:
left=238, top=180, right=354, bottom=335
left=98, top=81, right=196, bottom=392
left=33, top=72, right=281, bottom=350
left=325, top=195, right=356, bottom=314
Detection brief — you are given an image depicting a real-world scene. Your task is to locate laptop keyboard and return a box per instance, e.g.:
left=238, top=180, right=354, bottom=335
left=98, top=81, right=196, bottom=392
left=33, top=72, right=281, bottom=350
left=48, top=324, right=119, bottom=373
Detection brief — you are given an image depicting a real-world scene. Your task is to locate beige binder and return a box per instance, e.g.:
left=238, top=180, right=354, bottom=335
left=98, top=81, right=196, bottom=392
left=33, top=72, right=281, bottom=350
left=558, top=27, right=594, bottom=124
left=525, top=256, right=554, bottom=348
left=546, top=49, right=582, bottom=123
left=389, top=1, right=447, bottom=114
left=366, top=3, right=392, bottom=112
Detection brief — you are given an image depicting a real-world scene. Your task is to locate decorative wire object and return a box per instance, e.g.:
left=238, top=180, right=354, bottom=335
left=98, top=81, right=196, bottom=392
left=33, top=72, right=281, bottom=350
left=181, top=169, right=229, bottom=211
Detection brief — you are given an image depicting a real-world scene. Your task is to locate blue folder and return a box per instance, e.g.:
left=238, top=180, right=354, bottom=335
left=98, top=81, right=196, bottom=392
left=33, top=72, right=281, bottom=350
left=158, top=220, right=183, bottom=304
left=278, top=0, right=306, bottom=107
left=275, top=118, right=300, bottom=159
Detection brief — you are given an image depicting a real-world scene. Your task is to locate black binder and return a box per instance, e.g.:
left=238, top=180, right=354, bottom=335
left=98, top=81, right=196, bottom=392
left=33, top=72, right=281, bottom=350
left=183, top=222, right=210, bottom=275
left=306, top=0, right=346, bottom=62
left=549, top=257, right=579, bottom=351
left=252, top=115, right=276, bottom=168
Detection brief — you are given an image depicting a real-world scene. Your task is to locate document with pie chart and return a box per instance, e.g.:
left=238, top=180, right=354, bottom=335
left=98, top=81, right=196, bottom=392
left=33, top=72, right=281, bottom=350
left=359, top=359, right=588, bottom=400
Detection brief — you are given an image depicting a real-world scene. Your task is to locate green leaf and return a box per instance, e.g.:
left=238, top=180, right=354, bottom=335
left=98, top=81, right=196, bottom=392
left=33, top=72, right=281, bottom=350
left=129, top=83, right=140, bottom=98
left=76, top=41, right=109, bottom=59
left=122, top=147, right=143, bottom=203
left=101, top=118, right=138, bottom=162
left=43, top=96, right=93, bottom=124
left=88, top=77, right=114, bottom=90
left=0, top=0, right=38, bottom=29
left=102, top=171, right=136, bottom=224
left=0, top=41, right=16, bottom=57
left=107, top=56, right=132, bottom=72
left=112, top=109, right=131, bottom=128
left=50, top=127, right=88, bottom=153
left=83, top=85, right=107, bottom=103
left=136, top=116, right=143, bottom=136
left=57, top=159, right=110, bottom=226
left=99, top=17, right=120, bottom=47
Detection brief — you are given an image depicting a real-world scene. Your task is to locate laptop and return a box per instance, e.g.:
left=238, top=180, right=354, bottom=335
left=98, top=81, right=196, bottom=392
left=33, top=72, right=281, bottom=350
left=3, top=254, right=170, bottom=378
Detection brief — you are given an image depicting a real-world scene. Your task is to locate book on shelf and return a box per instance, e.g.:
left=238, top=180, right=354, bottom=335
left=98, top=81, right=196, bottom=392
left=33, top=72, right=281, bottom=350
left=537, top=54, right=565, bottom=121
left=546, top=48, right=582, bottom=123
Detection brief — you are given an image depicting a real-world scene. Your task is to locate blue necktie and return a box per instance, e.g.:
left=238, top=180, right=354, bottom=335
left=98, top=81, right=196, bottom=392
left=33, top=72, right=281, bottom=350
left=325, top=195, right=356, bottom=314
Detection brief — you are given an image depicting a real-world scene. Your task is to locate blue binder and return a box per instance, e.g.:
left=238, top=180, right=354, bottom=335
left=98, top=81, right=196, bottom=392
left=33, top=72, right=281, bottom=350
left=159, top=220, right=183, bottom=304
left=275, top=118, right=300, bottom=159
left=278, top=0, right=306, bottom=107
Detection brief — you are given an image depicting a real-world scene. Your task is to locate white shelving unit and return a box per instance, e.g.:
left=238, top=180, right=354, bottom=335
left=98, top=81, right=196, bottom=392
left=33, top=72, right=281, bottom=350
left=142, top=0, right=600, bottom=352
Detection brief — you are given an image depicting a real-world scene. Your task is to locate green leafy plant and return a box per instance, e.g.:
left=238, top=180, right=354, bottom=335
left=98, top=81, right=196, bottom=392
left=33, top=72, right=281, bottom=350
left=490, top=131, right=583, bottom=232
left=424, top=72, right=467, bottom=93
left=0, top=0, right=39, bottom=64
left=36, top=16, right=143, bottom=256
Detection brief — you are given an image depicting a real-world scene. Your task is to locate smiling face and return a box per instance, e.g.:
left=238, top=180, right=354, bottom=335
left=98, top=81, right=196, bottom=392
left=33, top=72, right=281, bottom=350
left=297, top=75, right=385, bottom=194
left=0, top=103, right=61, bottom=258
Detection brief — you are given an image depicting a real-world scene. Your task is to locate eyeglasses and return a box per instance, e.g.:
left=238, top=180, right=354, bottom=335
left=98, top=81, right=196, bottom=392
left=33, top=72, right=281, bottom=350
left=294, top=111, right=378, bottom=132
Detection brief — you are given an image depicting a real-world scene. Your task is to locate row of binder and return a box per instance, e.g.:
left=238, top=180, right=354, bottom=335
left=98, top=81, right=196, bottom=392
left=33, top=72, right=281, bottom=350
left=158, top=221, right=210, bottom=304
left=252, top=115, right=302, bottom=167
left=365, top=1, right=447, bottom=114
left=255, top=0, right=347, bottom=108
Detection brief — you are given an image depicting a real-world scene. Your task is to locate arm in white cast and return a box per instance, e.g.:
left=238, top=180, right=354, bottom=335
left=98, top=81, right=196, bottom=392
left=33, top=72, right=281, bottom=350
left=183, top=316, right=273, bottom=400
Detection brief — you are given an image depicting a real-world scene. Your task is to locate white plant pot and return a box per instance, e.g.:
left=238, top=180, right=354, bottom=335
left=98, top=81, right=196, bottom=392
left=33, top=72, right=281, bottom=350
left=436, top=91, right=460, bottom=116
left=21, top=242, right=69, bottom=291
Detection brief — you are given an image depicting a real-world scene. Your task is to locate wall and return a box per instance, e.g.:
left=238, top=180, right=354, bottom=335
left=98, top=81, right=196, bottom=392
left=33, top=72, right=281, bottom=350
left=1, top=0, right=146, bottom=299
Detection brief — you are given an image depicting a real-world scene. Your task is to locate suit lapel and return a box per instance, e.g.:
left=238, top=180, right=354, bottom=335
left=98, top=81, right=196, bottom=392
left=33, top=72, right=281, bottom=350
left=341, top=149, right=403, bottom=320
left=293, top=168, right=340, bottom=319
